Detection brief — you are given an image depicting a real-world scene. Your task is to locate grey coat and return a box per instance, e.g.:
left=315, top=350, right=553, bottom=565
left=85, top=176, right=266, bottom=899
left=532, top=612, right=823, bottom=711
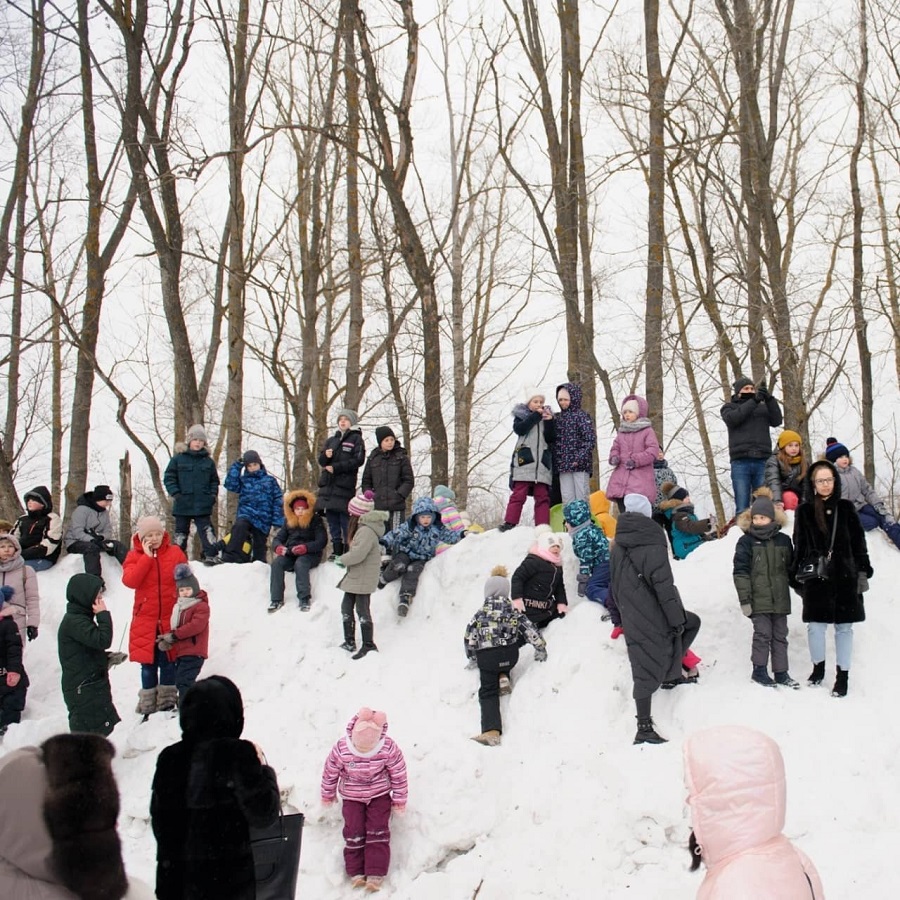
left=837, top=464, right=889, bottom=517
left=64, top=493, right=113, bottom=545
left=337, top=510, right=388, bottom=594
left=510, top=404, right=556, bottom=486
left=610, top=512, right=687, bottom=700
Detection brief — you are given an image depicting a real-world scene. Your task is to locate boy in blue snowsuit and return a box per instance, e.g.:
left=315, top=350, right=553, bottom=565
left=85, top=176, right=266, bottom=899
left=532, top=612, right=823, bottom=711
left=213, top=450, right=285, bottom=564
left=563, top=499, right=611, bottom=605
left=380, top=497, right=463, bottom=617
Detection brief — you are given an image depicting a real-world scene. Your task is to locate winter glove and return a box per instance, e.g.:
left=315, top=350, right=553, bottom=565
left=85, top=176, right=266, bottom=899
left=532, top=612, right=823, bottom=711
left=106, top=651, right=128, bottom=667
left=511, top=598, right=525, bottom=612
left=741, top=604, right=753, bottom=617
left=755, top=386, right=769, bottom=402
left=609, top=455, right=620, bottom=467
left=156, top=632, right=176, bottom=652
left=6, top=671, right=20, bottom=688
left=624, top=459, right=636, bottom=470
left=292, top=544, right=308, bottom=556
left=857, top=573, right=870, bottom=594
left=576, top=572, right=590, bottom=597
left=534, top=647, right=548, bottom=662
left=670, top=623, right=685, bottom=637
left=274, top=545, right=287, bottom=556
left=26, top=626, right=38, bottom=642
left=610, top=625, right=624, bottom=640
left=103, top=540, right=117, bottom=553
left=89, top=531, right=105, bottom=548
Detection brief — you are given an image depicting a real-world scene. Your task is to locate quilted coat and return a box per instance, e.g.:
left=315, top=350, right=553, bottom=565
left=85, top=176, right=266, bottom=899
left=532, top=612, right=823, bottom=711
left=360, top=444, right=414, bottom=513
left=0, top=534, right=40, bottom=647
left=509, top=404, right=556, bottom=486
left=606, top=395, right=660, bottom=503
left=12, top=485, right=62, bottom=563
left=317, top=426, right=365, bottom=512
left=167, top=591, right=210, bottom=661
left=271, top=489, right=328, bottom=559
left=381, top=497, right=462, bottom=561
left=223, top=461, right=284, bottom=533
left=337, top=510, right=389, bottom=594
left=563, top=499, right=610, bottom=574
left=164, top=447, right=220, bottom=517
left=64, top=492, right=114, bottom=544
left=733, top=501, right=794, bottom=615
left=553, top=381, right=595, bottom=474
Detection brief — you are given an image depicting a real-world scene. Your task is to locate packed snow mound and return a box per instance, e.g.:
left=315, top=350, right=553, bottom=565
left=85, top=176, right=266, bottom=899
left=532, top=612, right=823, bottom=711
left=3, top=519, right=898, bottom=898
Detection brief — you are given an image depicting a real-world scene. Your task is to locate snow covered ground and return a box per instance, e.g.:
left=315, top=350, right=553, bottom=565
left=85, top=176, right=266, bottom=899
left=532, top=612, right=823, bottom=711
left=2, top=517, right=897, bottom=898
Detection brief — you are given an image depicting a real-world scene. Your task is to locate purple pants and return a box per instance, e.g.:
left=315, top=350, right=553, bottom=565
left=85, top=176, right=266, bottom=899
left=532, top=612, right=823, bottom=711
left=505, top=481, right=550, bottom=526
left=342, top=793, right=392, bottom=878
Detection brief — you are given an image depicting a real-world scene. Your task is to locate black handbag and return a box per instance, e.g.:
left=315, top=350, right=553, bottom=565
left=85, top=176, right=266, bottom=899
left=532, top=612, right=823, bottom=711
left=251, top=810, right=304, bottom=900
left=795, top=507, right=839, bottom=584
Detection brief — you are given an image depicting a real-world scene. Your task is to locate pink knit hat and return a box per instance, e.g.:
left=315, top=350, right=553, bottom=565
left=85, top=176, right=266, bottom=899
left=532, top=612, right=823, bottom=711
left=351, top=707, right=387, bottom=752
left=347, top=491, right=376, bottom=518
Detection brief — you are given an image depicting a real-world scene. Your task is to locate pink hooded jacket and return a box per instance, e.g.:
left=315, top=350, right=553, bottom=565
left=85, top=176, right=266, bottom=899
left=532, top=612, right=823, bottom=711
left=321, top=710, right=408, bottom=807
left=606, top=395, right=660, bottom=503
left=684, top=725, right=824, bottom=899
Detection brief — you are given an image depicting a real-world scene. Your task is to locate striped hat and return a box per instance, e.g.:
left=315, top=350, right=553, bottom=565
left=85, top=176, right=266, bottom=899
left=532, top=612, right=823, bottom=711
left=347, top=491, right=376, bottom=517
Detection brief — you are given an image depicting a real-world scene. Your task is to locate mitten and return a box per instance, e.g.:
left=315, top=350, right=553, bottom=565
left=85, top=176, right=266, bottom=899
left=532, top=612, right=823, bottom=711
left=26, top=626, right=38, bottom=642
left=857, top=573, right=869, bottom=594
left=576, top=572, right=590, bottom=597
left=609, top=455, right=620, bottom=466
left=292, top=544, right=307, bottom=556
left=156, top=632, right=176, bottom=651
left=624, top=459, right=636, bottom=470
left=104, top=540, right=117, bottom=552
left=610, top=625, right=624, bottom=639
left=534, top=647, right=548, bottom=662
left=741, top=604, right=753, bottom=617
left=274, top=545, right=287, bottom=556
left=107, top=651, right=128, bottom=667
left=6, top=671, right=20, bottom=688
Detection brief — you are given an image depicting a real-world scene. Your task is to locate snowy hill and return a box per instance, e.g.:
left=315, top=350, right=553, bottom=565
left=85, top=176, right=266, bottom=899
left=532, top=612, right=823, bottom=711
left=3, top=519, right=898, bottom=898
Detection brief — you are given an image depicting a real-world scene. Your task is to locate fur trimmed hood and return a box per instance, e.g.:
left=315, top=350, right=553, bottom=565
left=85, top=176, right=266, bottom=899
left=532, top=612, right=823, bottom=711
left=736, top=486, right=788, bottom=532
left=283, top=488, right=318, bottom=529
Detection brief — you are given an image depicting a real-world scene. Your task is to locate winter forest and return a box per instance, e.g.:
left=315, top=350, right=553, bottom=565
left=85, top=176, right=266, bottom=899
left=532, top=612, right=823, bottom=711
left=1, top=0, right=899, bottom=526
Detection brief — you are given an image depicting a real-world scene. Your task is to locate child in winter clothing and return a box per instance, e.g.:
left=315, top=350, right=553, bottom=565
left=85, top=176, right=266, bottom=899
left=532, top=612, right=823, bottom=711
left=733, top=492, right=799, bottom=688
left=156, top=564, right=210, bottom=702
left=164, top=425, right=221, bottom=560
left=825, top=437, right=900, bottom=550
left=431, top=484, right=472, bottom=554
left=465, top=566, right=548, bottom=746
left=659, top=482, right=717, bottom=560
left=651, top=454, right=678, bottom=546
left=321, top=708, right=408, bottom=892
left=763, top=430, right=807, bottom=511
left=0, top=533, right=40, bottom=649
left=270, top=490, right=328, bottom=612
left=216, top=450, right=284, bottom=563
left=57, top=574, right=121, bottom=736
left=606, top=395, right=661, bottom=512
left=318, top=408, right=366, bottom=557
left=0, top=585, right=28, bottom=737
left=554, top=382, right=596, bottom=504
left=380, top=496, right=463, bottom=617
left=338, top=493, right=389, bottom=659
left=63, top=484, right=129, bottom=576
left=589, top=490, right=617, bottom=538
left=500, top=387, right=556, bottom=529
left=563, top=499, right=611, bottom=606
left=12, top=485, right=62, bottom=570
left=361, top=426, right=415, bottom=535
left=511, top=532, right=569, bottom=629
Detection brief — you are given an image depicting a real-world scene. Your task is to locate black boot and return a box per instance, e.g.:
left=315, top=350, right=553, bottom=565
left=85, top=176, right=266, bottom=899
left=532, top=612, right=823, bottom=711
left=398, top=593, right=412, bottom=617
left=498, top=522, right=516, bottom=532
left=808, top=661, right=825, bottom=685
left=352, top=622, right=377, bottom=659
left=634, top=717, right=667, bottom=745
left=832, top=667, right=849, bottom=698
left=328, top=540, right=345, bottom=562
left=339, top=618, right=356, bottom=653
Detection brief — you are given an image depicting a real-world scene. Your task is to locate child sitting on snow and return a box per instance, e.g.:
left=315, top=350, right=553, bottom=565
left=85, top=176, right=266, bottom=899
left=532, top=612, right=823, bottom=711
left=562, top=499, right=611, bottom=605
left=764, top=430, right=807, bottom=511
left=659, top=482, right=717, bottom=560
left=431, top=485, right=470, bottom=554
left=321, top=708, right=408, bottom=893
left=0, top=585, right=28, bottom=737
left=465, top=565, right=548, bottom=747
left=510, top=532, right=569, bottom=630
left=380, top=496, right=463, bottom=617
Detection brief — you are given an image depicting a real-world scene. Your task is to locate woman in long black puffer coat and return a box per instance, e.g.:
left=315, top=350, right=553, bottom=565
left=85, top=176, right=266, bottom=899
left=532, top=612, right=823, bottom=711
left=792, top=459, right=871, bottom=698
left=151, top=675, right=280, bottom=900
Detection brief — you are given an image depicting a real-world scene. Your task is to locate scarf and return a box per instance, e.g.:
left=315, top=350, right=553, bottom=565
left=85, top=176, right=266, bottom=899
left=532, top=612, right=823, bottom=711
left=171, top=593, right=203, bottom=631
left=748, top=521, right=781, bottom=541
left=0, top=553, right=24, bottom=574
left=619, top=416, right=653, bottom=433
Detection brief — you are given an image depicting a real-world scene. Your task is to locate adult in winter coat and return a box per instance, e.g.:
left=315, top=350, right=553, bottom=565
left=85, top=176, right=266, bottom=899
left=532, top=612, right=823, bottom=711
left=824, top=438, right=900, bottom=550
left=318, top=408, right=366, bottom=556
left=0, top=733, right=154, bottom=900
left=216, top=450, right=285, bottom=563
left=164, top=425, right=221, bottom=559
left=63, top=484, right=129, bottom=576
left=465, top=566, right=548, bottom=747
left=0, top=586, right=28, bottom=736
left=500, top=387, right=556, bottom=529
left=12, top=485, right=62, bottom=570
left=151, top=675, right=281, bottom=900
left=0, top=532, right=40, bottom=648
left=269, top=489, right=328, bottom=612
left=361, top=426, right=415, bottom=534
left=684, top=725, right=824, bottom=900
left=763, top=430, right=807, bottom=511
left=610, top=494, right=701, bottom=744
left=57, top=573, right=121, bottom=736
left=553, top=382, right=596, bottom=505
left=793, top=459, right=871, bottom=697
left=510, top=532, right=569, bottom=629
left=606, top=395, right=661, bottom=511
left=121, top=516, right=187, bottom=717
left=337, top=497, right=389, bottom=659
left=721, top=377, right=783, bottom=515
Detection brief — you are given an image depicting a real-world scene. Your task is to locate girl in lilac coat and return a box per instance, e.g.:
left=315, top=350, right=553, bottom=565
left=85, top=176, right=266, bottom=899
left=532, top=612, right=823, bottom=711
left=321, top=708, right=408, bottom=892
left=606, top=395, right=660, bottom=512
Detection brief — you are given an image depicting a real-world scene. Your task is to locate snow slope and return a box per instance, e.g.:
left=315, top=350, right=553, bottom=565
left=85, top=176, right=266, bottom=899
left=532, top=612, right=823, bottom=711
left=2, top=518, right=897, bottom=898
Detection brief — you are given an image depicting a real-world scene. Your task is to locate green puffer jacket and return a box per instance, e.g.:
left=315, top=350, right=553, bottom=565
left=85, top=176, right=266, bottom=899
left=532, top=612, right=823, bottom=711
left=164, top=447, right=220, bottom=517
left=732, top=507, right=795, bottom=615
left=57, top=573, right=120, bottom=736
left=337, top=510, right=389, bottom=594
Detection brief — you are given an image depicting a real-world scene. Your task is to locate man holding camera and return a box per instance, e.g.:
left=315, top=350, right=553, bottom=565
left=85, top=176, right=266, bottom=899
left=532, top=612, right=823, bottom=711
left=63, top=484, right=128, bottom=577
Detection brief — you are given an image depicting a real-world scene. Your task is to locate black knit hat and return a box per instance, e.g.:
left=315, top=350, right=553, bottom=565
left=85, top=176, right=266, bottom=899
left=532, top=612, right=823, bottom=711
left=733, top=376, right=754, bottom=393
left=375, top=426, right=396, bottom=446
left=242, top=450, right=262, bottom=467
left=92, top=485, right=114, bottom=502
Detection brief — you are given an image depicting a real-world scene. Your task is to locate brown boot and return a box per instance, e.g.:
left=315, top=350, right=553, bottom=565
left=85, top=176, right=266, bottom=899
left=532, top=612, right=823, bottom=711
left=157, top=684, right=179, bottom=712
left=471, top=730, right=501, bottom=746
left=136, top=687, right=157, bottom=716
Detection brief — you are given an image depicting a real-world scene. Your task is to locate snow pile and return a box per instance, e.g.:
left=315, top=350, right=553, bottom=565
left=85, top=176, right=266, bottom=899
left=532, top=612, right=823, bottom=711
left=2, top=519, right=898, bottom=897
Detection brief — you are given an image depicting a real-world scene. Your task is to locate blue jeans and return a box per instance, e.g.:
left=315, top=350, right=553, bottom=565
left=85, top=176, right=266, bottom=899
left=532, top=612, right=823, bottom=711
left=730, top=458, right=767, bottom=515
left=808, top=621, right=853, bottom=669
left=24, top=558, right=55, bottom=572
left=585, top=560, right=611, bottom=605
left=325, top=509, right=350, bottom=545
left=140, top=647, right=176, bottom=689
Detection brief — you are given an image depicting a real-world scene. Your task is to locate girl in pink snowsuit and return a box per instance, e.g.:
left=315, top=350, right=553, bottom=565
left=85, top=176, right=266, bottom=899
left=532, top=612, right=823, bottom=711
left=321, top=708, right=408, bottom=892
left=606, top=394, right=660, bottom=512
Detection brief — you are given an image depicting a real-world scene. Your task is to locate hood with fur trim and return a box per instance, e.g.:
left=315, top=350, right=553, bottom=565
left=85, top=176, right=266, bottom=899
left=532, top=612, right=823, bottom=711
left=736, top=486, right=788, bottom=532
left=283, top=488, right=318, bottom=529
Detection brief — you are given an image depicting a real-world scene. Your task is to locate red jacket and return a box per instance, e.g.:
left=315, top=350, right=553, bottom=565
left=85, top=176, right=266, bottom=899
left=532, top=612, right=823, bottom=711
left=122, top=533, right=187, bottom=664
left=168, top=590, right=210, bottom=660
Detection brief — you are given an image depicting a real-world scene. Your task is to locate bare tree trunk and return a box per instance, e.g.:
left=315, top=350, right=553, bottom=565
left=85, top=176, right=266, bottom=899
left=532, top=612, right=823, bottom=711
left=0, top=439, right=22, bottom=517
left=118, top=452, right=133, bottom=544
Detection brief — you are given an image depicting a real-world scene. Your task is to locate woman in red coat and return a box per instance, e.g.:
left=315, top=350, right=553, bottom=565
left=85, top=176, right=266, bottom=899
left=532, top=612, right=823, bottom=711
left=122, top=516, right=187, bottom=717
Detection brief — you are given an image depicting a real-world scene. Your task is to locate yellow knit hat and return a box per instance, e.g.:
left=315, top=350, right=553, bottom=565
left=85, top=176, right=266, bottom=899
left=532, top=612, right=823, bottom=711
left=777, top=430, right=802, bottom=449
